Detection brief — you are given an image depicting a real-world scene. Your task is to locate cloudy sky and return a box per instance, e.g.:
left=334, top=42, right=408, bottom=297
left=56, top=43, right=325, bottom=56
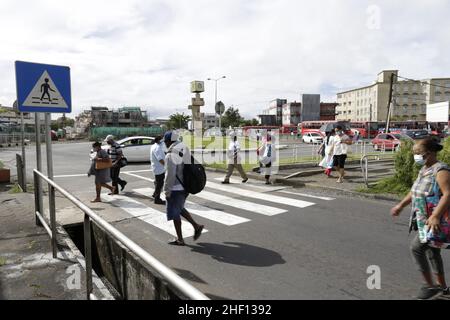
left=0, top=0, right=449, bottom=119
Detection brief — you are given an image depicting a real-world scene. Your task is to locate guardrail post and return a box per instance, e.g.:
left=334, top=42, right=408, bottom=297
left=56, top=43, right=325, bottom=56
left=84, top=213, right=93, bottom=300
left=16, top=154, right=24, bottom=191
left=33, top=171, right=42, bottom=227
left=49, top=185, right=57, bottom=259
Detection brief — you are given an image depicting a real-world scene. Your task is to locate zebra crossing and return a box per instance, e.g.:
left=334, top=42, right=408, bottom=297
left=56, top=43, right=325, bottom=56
left=100, top=172, right=337, bottom=239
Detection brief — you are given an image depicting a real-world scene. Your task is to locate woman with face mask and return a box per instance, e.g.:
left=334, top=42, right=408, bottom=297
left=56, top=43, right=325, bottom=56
left=391, top=138, right=450, bottom=300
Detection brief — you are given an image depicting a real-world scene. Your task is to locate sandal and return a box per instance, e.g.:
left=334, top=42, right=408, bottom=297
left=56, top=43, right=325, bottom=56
left=168, top=240, right=186, bottom=246
left=194, top=225, right=204, bottom=241
left=91, top=198, right=101, bottom=203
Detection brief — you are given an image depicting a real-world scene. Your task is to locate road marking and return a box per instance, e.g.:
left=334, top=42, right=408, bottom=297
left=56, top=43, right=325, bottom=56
left=123, top=172, right=153, bottom=181
left=133, top=188, right=250, bottom=226
left=55, top=170, right=153, bottom=179
left=206, top=182, right=316, bottom=208
left=278, top=190, right=336, bottom=201
left=102, top=193, right=207, bottom=238
left=194, top=190, right=287, bottom=216
left=213, top=177, right=287, bottom=192
left=121, top=172, right=315, bottom=211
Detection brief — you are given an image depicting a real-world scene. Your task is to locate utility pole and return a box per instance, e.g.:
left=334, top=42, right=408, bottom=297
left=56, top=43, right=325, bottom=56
left=368, top=103, right=372, bottom=140
left=385, top=73, right=396, bottom=134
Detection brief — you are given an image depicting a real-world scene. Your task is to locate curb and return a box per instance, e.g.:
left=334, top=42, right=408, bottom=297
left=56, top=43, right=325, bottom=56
left=204, top=166, right=400, bottom=202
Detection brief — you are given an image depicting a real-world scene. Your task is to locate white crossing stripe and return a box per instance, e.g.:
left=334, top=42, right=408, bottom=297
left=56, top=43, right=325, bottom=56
left=279, top=190, right=335, bottom=201
left=123, top=172, right=153, bottom=181
left=102, top=193, right=207, bottom=238
left=213, top=177, right=287, bottom=192
left=194, top=190, right=287, bottom=216
left=55, top=170, right=153, bottom=179
left=206, top=182, right=316, bottom=208
left=133, top=188, right=250, bottom=226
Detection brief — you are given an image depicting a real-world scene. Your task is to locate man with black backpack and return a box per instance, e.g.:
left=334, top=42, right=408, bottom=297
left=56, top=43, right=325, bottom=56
left=163, top=131, right=205, bottom=246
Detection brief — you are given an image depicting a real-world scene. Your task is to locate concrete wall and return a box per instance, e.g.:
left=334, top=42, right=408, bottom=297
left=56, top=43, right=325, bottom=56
left=92, top=223, right=186, bottom=300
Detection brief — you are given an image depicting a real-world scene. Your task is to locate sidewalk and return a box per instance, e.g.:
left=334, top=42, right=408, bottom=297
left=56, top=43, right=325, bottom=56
left=0, top=190, right=111, bottom=300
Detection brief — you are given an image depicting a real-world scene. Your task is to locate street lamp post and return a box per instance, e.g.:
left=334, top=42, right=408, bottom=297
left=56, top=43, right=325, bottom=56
left=207, top=76, right=226, bottom=131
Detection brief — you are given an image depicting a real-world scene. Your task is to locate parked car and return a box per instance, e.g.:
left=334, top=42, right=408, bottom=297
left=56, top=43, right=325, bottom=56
left=100, top=136, right=156, bottom=162
left=372, top=133, right=412, bottom=151
left=302, top=132, right=324, bottom=144
left=404, top=129, right=430, bottom=140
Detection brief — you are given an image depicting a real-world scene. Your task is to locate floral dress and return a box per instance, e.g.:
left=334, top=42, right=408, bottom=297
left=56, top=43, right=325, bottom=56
left=410, top=162, right=450, bottom=249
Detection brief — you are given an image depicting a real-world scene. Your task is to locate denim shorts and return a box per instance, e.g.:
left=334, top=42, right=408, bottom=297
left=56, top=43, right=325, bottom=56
left=166, top=191, right=188, bottom=221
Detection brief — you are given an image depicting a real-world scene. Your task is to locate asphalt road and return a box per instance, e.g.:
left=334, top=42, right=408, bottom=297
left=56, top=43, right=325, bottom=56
left=1, top=142, right=448, bottom=300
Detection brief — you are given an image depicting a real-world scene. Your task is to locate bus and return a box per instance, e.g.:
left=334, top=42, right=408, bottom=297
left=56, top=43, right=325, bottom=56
left=350, top=122, right=379, bottom=139
left=299, top=121, right=352, bottom=137
left=298, top=121, right=332, bottom=136
left=280, top=124, right=298, bottom=135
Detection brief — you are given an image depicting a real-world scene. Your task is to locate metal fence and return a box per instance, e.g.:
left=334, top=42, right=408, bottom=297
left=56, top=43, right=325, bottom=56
left=0, top=133, right=45, bottom=146
left=33, top=169, right=209, bottom=300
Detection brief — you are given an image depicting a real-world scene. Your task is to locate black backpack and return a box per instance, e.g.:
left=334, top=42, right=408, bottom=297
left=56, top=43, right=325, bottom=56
left=176, top=151, right=207, bottom=195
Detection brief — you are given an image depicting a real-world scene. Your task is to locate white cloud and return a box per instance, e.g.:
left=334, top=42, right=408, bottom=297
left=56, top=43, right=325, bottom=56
left=0, top=0, right=450, bottom=119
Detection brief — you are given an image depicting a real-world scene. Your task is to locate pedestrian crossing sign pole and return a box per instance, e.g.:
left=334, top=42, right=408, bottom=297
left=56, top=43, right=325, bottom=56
left=15, top=61, right=71, bottom=245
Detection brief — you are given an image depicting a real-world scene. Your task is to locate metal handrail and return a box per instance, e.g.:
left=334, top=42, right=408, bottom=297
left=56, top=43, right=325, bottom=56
left=33, top=169, right=209, bottom=300
left=360, top=155, right=381, bottom=187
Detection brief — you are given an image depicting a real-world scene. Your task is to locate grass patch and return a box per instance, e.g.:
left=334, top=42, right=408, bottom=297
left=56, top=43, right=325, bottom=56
left=8, top=183, right=23, bottom=194
left=182, top=134, right=259, bottom=150
left=0, top=160, right=4, bottom=169
left=0, top=257, right=7, bottom=266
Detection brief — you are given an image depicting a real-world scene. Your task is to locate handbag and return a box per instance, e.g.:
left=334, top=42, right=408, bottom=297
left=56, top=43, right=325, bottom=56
left=424, top=165, right=450, bottom=249
left=95, top=158, right=113, bottom=170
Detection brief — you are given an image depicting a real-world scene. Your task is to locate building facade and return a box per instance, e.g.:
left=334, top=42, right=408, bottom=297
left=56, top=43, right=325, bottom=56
left=300, top=94, right=321, bottom=122
left=201, top=113, right=218, bottom=129
left=282, top=102, right=301, bottom=126
left=262, top=99, right=287, bottom=126
left=336, top=70, right=450, bottom=122
left=320, top=102, right=338, bottom=121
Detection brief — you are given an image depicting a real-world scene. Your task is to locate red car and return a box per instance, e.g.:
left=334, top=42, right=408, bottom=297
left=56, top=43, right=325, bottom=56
left=372, top=133, right=412, bottom=151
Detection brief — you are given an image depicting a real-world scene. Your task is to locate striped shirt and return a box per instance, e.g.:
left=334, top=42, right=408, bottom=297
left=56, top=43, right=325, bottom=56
left=108, top=142, right=123, bottom=161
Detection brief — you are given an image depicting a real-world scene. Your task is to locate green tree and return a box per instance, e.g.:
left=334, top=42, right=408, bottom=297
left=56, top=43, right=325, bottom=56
left=240, top=118, right=259, bottom=126
left=168, top=112, right=191, bottom=130
left=222, top=107, right=243, bottom=128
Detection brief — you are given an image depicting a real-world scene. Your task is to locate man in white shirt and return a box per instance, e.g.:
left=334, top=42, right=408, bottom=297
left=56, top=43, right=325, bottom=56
left=332, top=125, right=353, bottom=183
left=163, top=131, right=204, bottom=246
left=222, top=132, right=248, bottom=184
left=150, top=136, right=166, bottom=205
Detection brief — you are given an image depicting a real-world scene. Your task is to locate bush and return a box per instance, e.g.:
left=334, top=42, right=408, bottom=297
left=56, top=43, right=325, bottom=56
left=368, top=137, right=450, bottom=196
left=438, top=137, right=450, bottom=165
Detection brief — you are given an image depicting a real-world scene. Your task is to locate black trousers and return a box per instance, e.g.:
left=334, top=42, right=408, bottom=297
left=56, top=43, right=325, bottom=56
left=153, top=173, right=165, bottom=200
left=110, top=166, right=125, bottom=191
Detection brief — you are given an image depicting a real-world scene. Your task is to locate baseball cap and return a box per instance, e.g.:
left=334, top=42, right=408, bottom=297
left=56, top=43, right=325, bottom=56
left=104, top=135, right=114, bottom=142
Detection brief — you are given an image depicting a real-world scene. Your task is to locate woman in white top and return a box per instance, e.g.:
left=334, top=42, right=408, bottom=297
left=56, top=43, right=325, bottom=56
left=319, top=129, right=335, bottom=177
left=332, top=125, right=353, bottom=183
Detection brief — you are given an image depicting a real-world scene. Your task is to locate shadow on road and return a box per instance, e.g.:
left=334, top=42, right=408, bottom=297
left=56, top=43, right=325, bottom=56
left=187, top=242, right=286, bottom=267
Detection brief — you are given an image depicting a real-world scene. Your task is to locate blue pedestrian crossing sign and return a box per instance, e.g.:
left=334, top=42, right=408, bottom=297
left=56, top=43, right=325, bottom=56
left=15, top=61, right=72, bottom=113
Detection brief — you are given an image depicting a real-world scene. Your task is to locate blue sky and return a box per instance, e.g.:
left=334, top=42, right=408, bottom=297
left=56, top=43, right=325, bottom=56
left=0, top=0, right=449, bottom=119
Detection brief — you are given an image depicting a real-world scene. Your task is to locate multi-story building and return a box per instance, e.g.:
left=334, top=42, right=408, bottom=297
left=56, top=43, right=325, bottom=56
left=74, top=106, right=149, bottom=134
left=320, top=102, right=338, bottom=121
left=282, top=102, right=301, bottom=126
left=262, top=99, right=287, bottom=126
left=300, top=94, right=321, bottom=122
left=201, top=113, right=218, bottom=129
left=336, top=70, right=450, bottom=122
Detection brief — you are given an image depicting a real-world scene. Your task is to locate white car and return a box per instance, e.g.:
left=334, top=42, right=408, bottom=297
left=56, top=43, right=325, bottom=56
left=302, top=132, right=324, bottom=144
left=101, top=136, right=156, bottom=162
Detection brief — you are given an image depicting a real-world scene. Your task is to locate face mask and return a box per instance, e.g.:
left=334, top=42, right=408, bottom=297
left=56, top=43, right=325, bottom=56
left=414, top=154, right=426, bottom=166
